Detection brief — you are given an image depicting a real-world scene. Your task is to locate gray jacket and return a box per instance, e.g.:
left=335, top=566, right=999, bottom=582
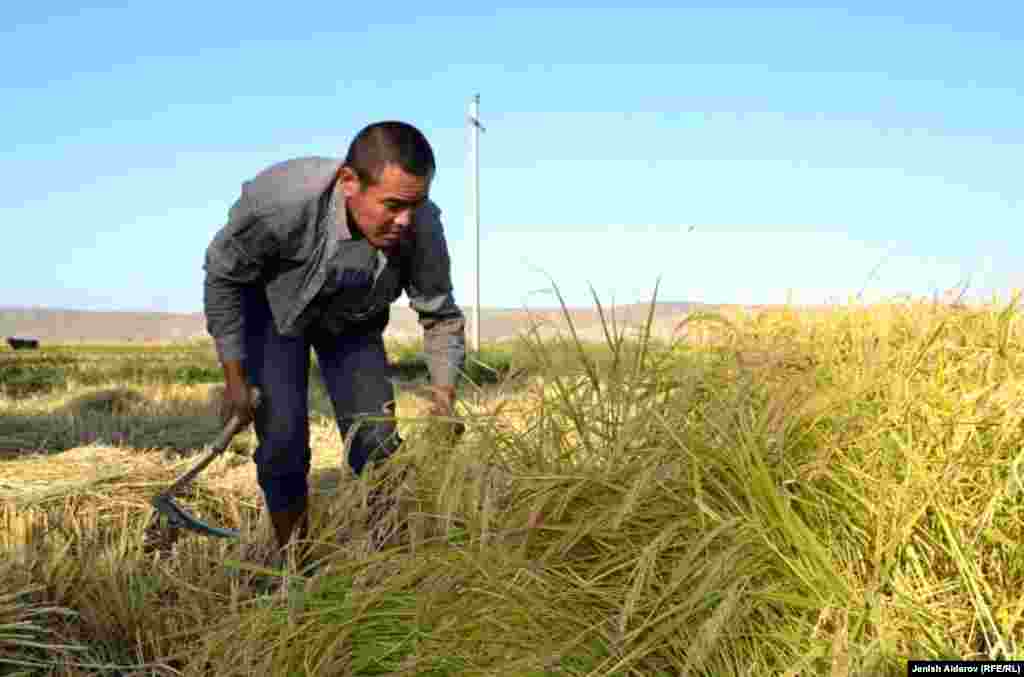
left=202, top=156, right=466, bottom=388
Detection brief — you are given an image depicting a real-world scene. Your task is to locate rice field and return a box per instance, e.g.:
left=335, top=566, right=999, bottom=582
left=2, top=284, right=1023, bottom=675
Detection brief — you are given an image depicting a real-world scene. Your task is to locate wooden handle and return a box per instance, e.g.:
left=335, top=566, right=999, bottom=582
left=163, top=386, right=262, bottom=495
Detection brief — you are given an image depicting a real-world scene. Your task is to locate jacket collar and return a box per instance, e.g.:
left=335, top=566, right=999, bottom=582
left=331, top=177, right=358, bottom=242
left=322, top=173, right=354, bottom=267
left=323, top=174, right=395, bottom=274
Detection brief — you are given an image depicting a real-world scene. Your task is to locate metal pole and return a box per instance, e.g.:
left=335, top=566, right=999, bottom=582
left=469, top=94, right=481, bottom=353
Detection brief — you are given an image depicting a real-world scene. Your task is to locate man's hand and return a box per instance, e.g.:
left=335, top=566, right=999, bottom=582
left=220, top=360, right=256, bottom=427
left=426, top=385, right=456, bottom=417
left=426, top=385, right=465, bottom=442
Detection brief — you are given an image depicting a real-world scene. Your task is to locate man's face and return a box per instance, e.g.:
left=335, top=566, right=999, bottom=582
left=340, top=163, right=431, bottom=250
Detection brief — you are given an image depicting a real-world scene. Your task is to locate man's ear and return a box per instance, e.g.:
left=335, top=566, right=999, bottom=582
left=339, top=166, right=362, bottom=199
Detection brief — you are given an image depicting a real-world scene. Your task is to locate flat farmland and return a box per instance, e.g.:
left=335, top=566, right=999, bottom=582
left=2, top=297, right=1023, bottom=676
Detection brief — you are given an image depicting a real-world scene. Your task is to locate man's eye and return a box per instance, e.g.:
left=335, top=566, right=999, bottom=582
left=385, top=200, right=423, bottom=212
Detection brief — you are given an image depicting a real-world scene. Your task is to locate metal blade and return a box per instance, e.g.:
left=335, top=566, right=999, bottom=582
left=152, top=493, right=240, bottom=539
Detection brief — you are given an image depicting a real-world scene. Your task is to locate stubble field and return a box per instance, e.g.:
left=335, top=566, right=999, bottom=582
left=2, top=289, right=1023, bottom=676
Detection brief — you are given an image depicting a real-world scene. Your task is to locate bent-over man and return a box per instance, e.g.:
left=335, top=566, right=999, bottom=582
left=202, top=121, right=466, bottom=558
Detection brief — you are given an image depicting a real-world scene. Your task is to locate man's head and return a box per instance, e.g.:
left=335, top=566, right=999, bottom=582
left=339, top=121, right=435, bottom=250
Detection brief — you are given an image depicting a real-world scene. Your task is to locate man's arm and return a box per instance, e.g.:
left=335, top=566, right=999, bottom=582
left=403, top=202, right=467, bottom=408
left=203, top=188, right=279, bottom=367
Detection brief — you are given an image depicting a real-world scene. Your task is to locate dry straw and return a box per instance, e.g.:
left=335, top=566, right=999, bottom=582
left=2, top=282, right=1023, bottom=675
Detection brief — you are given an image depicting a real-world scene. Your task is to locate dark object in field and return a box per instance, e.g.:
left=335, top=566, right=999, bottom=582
left=7, top=337, right=40, bottom=350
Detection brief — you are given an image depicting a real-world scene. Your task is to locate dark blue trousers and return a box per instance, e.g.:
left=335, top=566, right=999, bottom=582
left=241, top=286, right=402, bottom=513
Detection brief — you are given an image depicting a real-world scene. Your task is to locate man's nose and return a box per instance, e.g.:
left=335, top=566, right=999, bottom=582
left=394, top=210, right=412, bottom=227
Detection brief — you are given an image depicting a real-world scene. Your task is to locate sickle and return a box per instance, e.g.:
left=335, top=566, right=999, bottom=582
left=146, top=387, right=261, bottom=542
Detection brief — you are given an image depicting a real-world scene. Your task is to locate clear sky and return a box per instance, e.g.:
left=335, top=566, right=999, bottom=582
left=2, top=2, right=1021, bottom=313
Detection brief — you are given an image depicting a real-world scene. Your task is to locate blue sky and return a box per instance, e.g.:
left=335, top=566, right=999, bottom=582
left=1, top=2, right=1021, bottom=313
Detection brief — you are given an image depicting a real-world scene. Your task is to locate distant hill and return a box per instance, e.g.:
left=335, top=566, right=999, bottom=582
left=0, top=307, right=211, bottom=344
left=0, top=302, right=721, bottom=345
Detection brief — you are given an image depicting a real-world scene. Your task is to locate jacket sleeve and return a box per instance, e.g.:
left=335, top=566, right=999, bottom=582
left=403, top=202, right=467, bottom=389
left=202, top=188, right=279, bottom=363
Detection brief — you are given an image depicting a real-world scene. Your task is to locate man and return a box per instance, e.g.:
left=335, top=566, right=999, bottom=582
left=202, top=121, right=466, bottom=558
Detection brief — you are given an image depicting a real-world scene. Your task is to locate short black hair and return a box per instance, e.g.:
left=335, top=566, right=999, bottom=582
left=343, top=121, right=436, bottom=187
